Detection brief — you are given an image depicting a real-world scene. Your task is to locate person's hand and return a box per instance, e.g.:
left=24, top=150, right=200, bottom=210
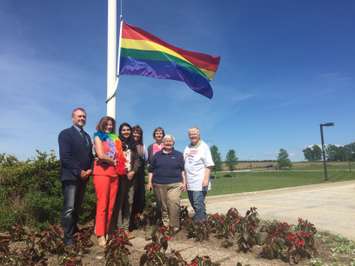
left=80, top=170, right=91, bottom=181
left=146, top=182, right=153, bottom=191
left=202, top=177, right=209, bottom=187
left=80, top=170, right=87, bottom=178
left=180, top=182, right=186, bottom=192
left=127, top=171, right=135, bottom=180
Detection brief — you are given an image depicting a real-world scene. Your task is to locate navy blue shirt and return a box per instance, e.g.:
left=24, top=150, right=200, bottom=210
left=149, top=149, right=184, bottom=184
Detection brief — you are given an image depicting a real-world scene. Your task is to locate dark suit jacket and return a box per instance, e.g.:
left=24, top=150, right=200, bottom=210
left=58, top=126, right=93, bottom=182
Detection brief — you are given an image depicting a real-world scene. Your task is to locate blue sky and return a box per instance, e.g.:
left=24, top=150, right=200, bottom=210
left=1, top=0, right=354, bottom=161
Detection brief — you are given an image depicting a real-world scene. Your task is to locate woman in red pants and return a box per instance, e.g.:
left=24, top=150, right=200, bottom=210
left=93, top=116, right=125, bottom=246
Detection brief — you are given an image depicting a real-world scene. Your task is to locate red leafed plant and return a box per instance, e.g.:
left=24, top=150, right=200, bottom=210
left=37, top=224, right=65, bottom=255
left=59, top=255, right=83, bottom=266
left=0, top=232, right=12, bottom=265
left=208, top=213, right=226, bottom=238
left=260, top=221, right=291, bottom=260
left=73, top=225, right=94, bottom=254
left=105, top=227, right=133, bottom=266
left=9, top=224, right=28, bottom=241
left=140, top=226, right=172, bottom=265
left=210, top=208, right=241, bottom=247
left=260, top=218, right=317, bottom=264
left=285, top=218, right=317, bottom=264
left=166, top=249, right=188, bottom=265
left=14, top=234, right=48, bottom=266
left=186, top=219, right=210, bottom=242
left=187, top=255, right=220, bottom=266
left=235, top=207, right=260, bottom=252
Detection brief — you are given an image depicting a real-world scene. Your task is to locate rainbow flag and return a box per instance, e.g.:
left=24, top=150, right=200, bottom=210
left=119, top=22, right=220, bottom=99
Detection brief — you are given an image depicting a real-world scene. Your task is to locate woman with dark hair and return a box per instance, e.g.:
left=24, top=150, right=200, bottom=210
left=131, top=125, right=148, bottom=221
left=93, top=116, right=126, bottom=246
left=112, top=122, right=141, bottom=237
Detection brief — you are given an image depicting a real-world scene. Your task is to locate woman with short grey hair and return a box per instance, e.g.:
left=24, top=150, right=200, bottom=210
left=147, top=134, right=186, bottom=233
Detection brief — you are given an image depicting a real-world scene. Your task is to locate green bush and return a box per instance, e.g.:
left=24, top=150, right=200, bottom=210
left=0, top=151, right=96, bottom=230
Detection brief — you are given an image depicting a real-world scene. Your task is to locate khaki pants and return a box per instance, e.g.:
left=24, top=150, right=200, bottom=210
left=153, top=182, right=181, bottom=228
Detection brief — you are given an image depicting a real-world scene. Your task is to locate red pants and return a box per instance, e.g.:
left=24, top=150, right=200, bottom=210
left=93, top=175, right=119, bottom=236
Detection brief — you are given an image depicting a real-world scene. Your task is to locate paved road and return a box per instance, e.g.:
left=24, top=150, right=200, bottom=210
left=201, top=180, right=355, bottom=240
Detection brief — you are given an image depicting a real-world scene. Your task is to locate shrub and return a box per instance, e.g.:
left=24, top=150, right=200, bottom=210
left=0, top=151, right=96, bottom=230
left=222, top=173, right=233, bottom=178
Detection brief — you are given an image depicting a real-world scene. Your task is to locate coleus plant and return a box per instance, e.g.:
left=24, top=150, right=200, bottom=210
left=286, top=218, right=317, bottom=264
left=105, top=227, right=133, bottom=266
left=15, top=234, right=48, bottom=266
left=235, top=207, right=260, bottom=252
left=73, top=225, right=94, bottom=254
left=140, top=225, right=173, bottom=265
left=260, top=218, right=317, bottom=264
left=58, top=255, right=83, bottom=266
left=260, top=221, right=291, bottom=260
left=187, top=255, right=220, bottom=266
left=0, top=232, right=11, bottom=265
left=37, top=224, right=65, bottom=255
left=185, top=219, right=210, bottom=242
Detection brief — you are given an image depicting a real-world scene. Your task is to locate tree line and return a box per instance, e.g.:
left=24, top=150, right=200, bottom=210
left=209, top=140, right=355, bottom=173
left=209, top=146, right=292, bottom=171
left=303, top=142, right=355, bottom=162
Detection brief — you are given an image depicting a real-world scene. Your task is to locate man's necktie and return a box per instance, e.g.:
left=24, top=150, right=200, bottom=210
left=80, top=129, right=89, bottom=147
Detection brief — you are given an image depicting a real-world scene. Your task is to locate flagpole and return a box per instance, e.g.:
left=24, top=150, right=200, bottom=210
left=115, top=16, right=123, bottom=99
left=106, top=0, right=117, bottom=118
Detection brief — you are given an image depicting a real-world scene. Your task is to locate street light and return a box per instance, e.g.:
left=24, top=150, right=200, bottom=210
left=320, top=122, right=335, bottom=181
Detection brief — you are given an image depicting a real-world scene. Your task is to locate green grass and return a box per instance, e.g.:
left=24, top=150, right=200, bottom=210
left=292, top=161, right=354, bottom=171
left=206, top=169, right=355, bottom=196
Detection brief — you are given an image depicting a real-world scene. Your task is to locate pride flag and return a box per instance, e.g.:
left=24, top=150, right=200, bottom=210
left=119, top=22, right=220, bottom=99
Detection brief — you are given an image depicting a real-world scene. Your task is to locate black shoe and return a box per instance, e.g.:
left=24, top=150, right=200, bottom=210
left=64, top=238, right=74, bottom=246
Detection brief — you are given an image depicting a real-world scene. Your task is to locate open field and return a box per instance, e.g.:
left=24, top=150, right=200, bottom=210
left=207, top=162, right=355, bottom=196
left=227, top=161, right=354, bottom=171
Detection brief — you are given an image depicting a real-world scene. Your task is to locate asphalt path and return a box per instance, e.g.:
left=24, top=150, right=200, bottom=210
left=200, top=180, right=355, bottom=240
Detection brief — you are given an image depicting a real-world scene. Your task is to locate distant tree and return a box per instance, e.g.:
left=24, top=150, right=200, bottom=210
left=225, top=149, right=238, bottom=171
left=210, top=145, right=222, bottom=172
left=0, top=153, right=19, bottom=167
left=326, top=144, right=347, bottom=161
left=344, top=142, right=355, bottom=161
left=303, top=145, right=322, bottom=161
left=303, top=147, right=314, bottom=161
left=312, top=145, right=322, bottom=161
left=326, top=144, right=338, bottom=161
left=277, top=148, right=292, bottom=169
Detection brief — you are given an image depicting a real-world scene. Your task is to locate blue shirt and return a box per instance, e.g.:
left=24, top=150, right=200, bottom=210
left=149, top=149, right=184, bottom=184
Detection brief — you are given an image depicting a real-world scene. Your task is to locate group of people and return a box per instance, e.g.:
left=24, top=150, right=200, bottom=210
left=58, top=107, right=214, bottom=247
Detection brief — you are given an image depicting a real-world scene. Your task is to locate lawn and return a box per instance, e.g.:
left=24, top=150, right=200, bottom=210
left=206, top=167, right=355, bottom=196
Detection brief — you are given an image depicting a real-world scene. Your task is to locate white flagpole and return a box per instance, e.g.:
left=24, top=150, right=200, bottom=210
left=106, top=0, right=117, bottom=118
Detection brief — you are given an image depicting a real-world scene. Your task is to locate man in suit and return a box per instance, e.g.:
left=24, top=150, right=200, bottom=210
left=58, top=107, right=93, bottom=245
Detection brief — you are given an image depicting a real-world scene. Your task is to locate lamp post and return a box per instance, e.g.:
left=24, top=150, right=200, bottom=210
left=320, top=122, right=335, bottom=181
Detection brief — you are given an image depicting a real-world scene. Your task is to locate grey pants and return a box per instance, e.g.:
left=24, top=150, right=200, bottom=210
left=61, top=180, right=86, bottom=245
left=111, top=175, right=135, bottom=231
